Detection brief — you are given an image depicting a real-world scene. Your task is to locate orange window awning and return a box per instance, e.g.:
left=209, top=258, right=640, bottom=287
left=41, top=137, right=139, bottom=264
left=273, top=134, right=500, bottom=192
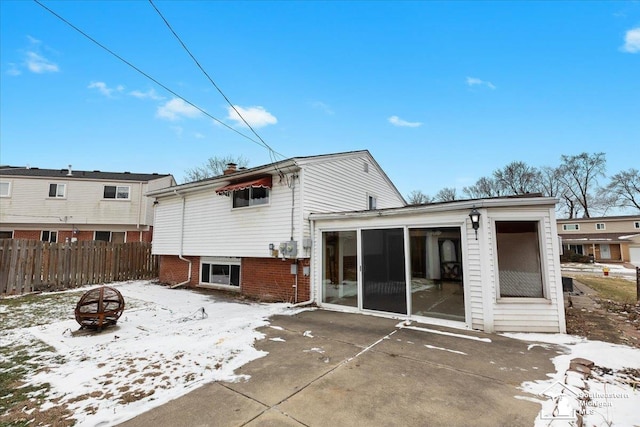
left=215, top=176, right=272, bottom=196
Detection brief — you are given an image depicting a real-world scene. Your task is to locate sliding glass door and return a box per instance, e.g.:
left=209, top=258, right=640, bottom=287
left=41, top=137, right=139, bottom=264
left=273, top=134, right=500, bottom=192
left=361, top=228, right=407, bottom=314
left=322, top=231, right=358, bottom=307
left=409, top=227, right=465, bottom=321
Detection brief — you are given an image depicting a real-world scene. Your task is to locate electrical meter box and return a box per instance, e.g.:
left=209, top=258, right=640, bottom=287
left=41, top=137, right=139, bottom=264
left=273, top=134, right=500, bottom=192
left=279, top=241, right=298, bottom=258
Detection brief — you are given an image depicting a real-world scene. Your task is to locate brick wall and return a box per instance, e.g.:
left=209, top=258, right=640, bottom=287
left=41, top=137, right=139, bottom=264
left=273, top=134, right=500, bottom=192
left=126, top=228, right=153, bottom=243
left=242, top=257, right=311, bottom=303
left=159, top=255, right=200, bottom=286
left=13, top=230, right=41, bottom=240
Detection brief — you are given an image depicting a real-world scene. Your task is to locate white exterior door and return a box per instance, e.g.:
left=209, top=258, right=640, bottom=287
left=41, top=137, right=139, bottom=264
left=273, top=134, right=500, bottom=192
left=630, top=247, right=640, bottom=267
left=600, top=244, right=611, bottom=260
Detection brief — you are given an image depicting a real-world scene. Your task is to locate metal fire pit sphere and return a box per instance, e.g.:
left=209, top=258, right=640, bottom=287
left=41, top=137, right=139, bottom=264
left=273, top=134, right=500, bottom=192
left=75, top=286, right=125, bottom=330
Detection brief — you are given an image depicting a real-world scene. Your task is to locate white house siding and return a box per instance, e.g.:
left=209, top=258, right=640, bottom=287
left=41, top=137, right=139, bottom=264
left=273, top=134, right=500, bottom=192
left=0, top=176, right=151, bottom=227
left=486, top=207, right=565, bottom=333
left=151, top=196, right=183, bottom=255
left=152, top=174, right=303, bottom=259
left=300, top=153, right=405, bottom=238
left=464, top=220, right=485, bottom=331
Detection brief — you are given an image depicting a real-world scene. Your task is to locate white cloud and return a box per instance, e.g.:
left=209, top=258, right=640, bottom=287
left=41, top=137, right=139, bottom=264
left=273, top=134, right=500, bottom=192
left=388, top=115, right=422, bottom=128
left=193, top=132, right=205, bottom=139
left=88, top=81, right=123, bottom=97
left=130, top=88, right=164, bottom=100
left=157, top=98, right=202, bottom=121
left=621, top=27, right=640, bottom=53
left=25, top=51, right=59, bottom=73
left=227, top=105, right=277, bottom=128
left=466, top=76, right=496, bottom=90
left=311, top=101, right=335, bottom=115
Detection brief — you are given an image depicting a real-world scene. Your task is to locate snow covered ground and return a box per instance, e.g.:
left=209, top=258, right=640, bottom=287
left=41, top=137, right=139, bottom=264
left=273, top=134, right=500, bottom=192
left=506, top=333, right=640, bottom=426
left=2, top=280, right=639, bottom=426
left=1, top=281, right=305, bottom=426
left=561, top=261, right=639, bottom=278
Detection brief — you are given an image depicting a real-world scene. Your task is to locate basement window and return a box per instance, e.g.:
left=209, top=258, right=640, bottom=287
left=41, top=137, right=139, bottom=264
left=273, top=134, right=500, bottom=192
left=200, top=258, right=241, bottom=287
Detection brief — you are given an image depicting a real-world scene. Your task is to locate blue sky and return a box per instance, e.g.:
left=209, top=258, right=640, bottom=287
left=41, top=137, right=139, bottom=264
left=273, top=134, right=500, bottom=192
left=1, top=1, right=639, bottom=199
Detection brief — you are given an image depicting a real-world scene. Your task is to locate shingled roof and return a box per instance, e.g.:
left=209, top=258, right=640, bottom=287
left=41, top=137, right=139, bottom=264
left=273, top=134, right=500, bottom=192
left=0, top=166, right=171, bottom=182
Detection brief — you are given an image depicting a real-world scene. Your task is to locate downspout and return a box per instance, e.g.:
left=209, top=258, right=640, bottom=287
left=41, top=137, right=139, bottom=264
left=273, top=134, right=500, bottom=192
left=171, top=189, right=192, bottom=289
left=291, top=217, right=315, bottom=307
left=137, top=182, right=143, bottom=231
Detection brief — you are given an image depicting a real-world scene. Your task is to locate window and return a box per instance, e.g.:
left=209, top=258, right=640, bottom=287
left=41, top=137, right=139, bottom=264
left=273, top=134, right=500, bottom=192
left=48, top=183, right=66, bottom=198
left=562, top=224, right=579, bottom=231
left=41, top=231, right=57, bottom=243
left=95, top=231, right=111, bottom=242
left=635, top=221, right=640, bottom=229
left=232, top=187, right=269, bottom=208
left=94, top=231, right=125, bottom=242
left=568, top=244, right=584, bottom=255
left=595, top=223, right=606, bottom=230
left=368, top=195, right=377, bottom=210
left=104, top=185, right=130, bottom=199
left=496, top=221, right=544, bottom=298
left=0, top=182, right=10, bottom=197
left=0, top=231, right=13, bottom=239
left=201, top=259, right=241, bottom=287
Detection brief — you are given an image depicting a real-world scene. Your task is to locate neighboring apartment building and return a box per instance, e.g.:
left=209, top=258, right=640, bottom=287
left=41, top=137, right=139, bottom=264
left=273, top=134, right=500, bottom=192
left=0, top=165, right=175, bottom=243
left=558, top=215, right=640, bottom=263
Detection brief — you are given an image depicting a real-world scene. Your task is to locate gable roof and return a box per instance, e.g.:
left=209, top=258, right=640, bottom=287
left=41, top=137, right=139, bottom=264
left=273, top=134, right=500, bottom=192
left=0, top=166, right=172, bottom=182
left=147, top=150, right=405, bottom=203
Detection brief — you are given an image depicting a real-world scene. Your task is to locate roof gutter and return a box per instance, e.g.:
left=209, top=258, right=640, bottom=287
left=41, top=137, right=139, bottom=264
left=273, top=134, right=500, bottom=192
left=171, top=189, right=192, bottom=289
left=308, top=197, right=559, bottom=221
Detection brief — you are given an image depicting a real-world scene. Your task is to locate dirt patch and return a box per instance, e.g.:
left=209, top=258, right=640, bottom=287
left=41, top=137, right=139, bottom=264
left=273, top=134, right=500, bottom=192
left=565, top=281, right=640, bottom=348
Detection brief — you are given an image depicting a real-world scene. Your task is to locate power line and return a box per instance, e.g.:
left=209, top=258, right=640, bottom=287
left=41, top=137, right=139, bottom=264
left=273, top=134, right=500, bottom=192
left=147, top=0, right=287, bottom=165
left=32, top=0, right=269, bottom=151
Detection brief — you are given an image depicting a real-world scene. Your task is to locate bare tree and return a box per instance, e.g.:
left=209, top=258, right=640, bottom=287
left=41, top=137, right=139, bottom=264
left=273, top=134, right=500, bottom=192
left=558, top=152, right=606, bottom=218
left=184, top=155, right=249, bottom=183
left=538, top=166, right=564, bottom=197
left=434, top=187, right=458, bottom=202
left=493, top=161, right=541, bottom=195
left=605, top=168, right=640, bottom=212
left=463, top=177, right=502, bottom=199
left=407, top=190, right=432, bottom=205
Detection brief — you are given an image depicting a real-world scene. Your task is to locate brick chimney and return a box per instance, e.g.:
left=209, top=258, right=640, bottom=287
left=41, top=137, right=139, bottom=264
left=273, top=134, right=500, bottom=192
left=223, top=163, right=237, bottom=175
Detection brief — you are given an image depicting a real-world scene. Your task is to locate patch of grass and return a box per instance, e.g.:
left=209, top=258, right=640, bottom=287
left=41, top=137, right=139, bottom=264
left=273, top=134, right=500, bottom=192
left=0, top=291, right=84, bottom=330
left=0, top=340, right=73, bottom=426
left=574, top=275, right=639, bottom=304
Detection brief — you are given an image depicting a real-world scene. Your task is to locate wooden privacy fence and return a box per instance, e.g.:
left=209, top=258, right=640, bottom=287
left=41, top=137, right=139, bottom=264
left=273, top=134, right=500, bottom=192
left=0, top=239, right=158, bottom=295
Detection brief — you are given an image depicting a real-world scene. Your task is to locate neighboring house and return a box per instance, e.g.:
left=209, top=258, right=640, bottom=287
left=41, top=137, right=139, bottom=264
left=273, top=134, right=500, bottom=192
left=0, top=165, right=175, bottom=242
left=150, top=150, right=566, bottom=333
left=147, top=150, right=406, bottom=303
left=557, top=215, right=640, bottom=263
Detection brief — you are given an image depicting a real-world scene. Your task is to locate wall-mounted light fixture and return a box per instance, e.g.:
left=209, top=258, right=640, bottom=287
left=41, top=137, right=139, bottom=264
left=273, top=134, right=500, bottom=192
left=469, top=207, right=481, bottom=240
